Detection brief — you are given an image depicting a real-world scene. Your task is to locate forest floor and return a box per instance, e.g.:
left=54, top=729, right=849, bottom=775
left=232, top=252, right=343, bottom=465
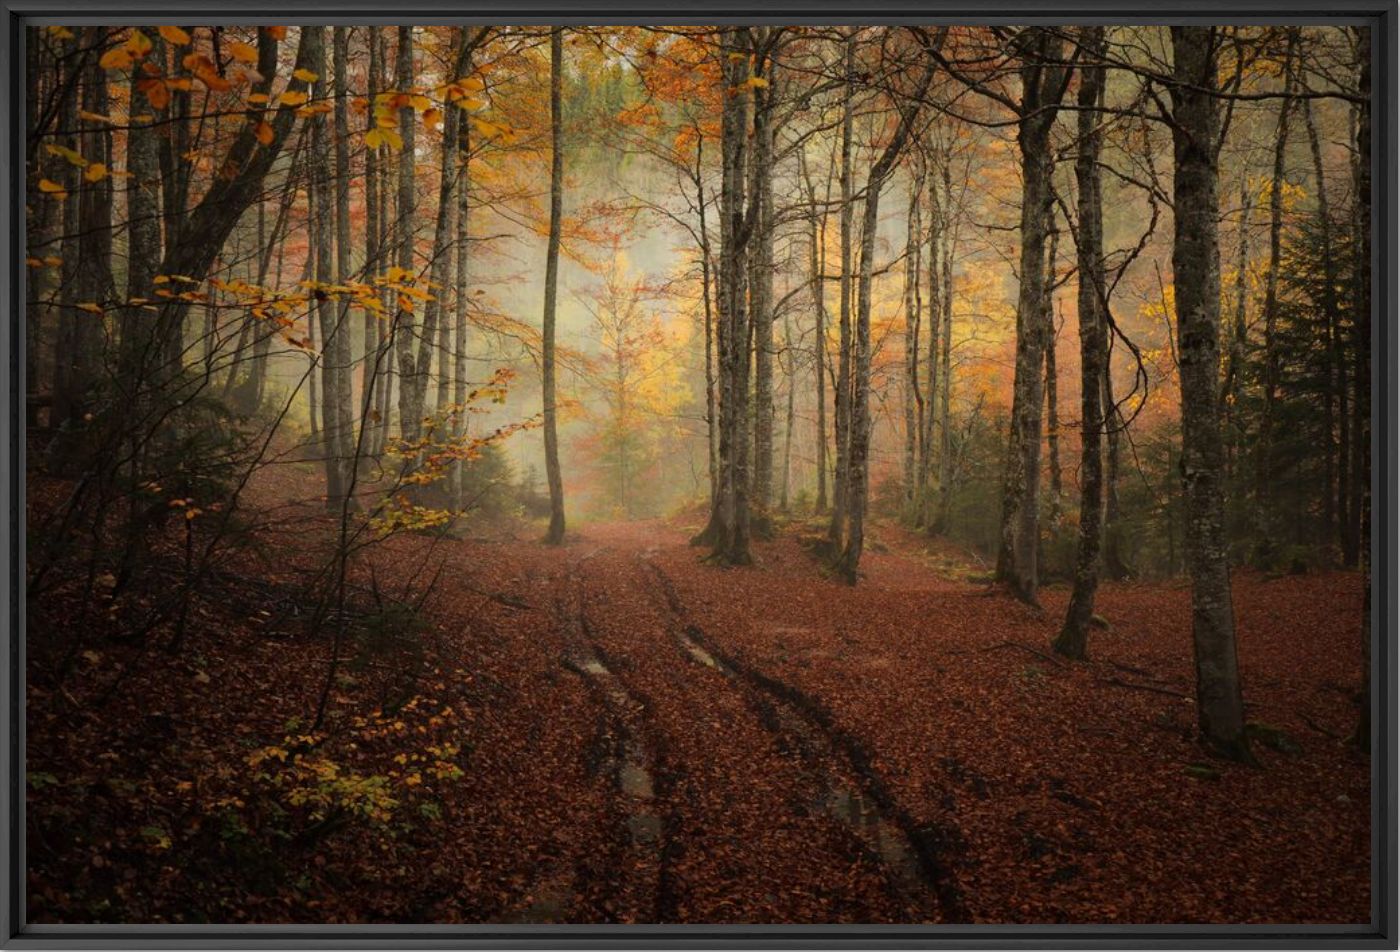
left=26, top=466, right=1371, bottom=924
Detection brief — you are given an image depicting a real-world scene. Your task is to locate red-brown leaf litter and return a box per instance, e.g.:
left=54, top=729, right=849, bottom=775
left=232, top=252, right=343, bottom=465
left=26, top=469, right=1369, bottom=924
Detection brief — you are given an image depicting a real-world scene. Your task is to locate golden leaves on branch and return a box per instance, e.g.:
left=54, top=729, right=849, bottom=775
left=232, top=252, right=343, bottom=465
left=227, top=41, right=259, bottom=64
left=364, top=127, right=403, bottom=151
left=98, top=28, right=152, bottom=70
left=157, top=25, right=191, bottom=46
left=182, top=52, right=232, bottom=91
left=38, top=145, right=124, bottom=196
left=363, top=78, right=507, bottom=153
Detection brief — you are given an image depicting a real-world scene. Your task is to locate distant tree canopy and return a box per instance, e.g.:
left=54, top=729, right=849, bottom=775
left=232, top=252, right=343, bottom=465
left=25, top=24, right=1371, bottom=761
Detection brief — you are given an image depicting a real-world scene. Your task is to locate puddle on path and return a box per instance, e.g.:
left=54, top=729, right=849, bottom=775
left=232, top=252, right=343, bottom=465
left=662, top=579, right=946, bottom=920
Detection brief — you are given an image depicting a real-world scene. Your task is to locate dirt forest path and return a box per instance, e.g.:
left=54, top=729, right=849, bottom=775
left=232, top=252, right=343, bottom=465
left=453, top=516, right=1368, bottom=925
left=513, top=523, right=956, bottom=923
left=24, top=493, right=1370, bottom=925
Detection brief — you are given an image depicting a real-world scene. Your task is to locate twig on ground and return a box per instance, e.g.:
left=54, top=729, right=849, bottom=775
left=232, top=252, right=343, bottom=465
left=1097, top=676, right=1191, bottom=700
left=981, top=640, right=1067, bottom=669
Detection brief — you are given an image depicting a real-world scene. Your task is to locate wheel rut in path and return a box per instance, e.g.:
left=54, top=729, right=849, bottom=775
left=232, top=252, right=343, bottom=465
left=639, top=552, right=969, bottom=924
left=563, top=544, right=913, bottom=923
left=553, top=547, right=669, bottom=923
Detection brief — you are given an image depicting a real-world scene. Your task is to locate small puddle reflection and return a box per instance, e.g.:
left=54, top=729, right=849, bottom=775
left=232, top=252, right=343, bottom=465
left=627, top=813, right=662, bottom=846
left=677, top=630, right=722, bottom=671
left=620, top=762, right=654, bottom=800
left=822, top=786, right=924, bottom=892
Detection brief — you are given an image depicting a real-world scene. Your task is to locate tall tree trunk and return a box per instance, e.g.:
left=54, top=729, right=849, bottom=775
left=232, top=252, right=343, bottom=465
left=837, top=52, right=937, bottom=583
left=1101, top=359, right=1130, bottom=578
left=1303, top=99, right=1340, bottom=545
left=780, top=310, right=797, bottom=512
left=374, top=27, right=395, bottom=456
left=310, top=28, right=346, bottom=508
left=122, top=47, right=163, bottom=371
left=903, top=171, right=923, bottom=518
left=697, top=137, right=719, bottom=512
left=394, top=26, right=422, bottom=444
left=1256, top=28, right=1297, bottom=548
left=922, top=152, right=943, bottom=531
left=1170, top=25, right=1252, bottom=763
left=996, top=28, right=1069, bottom=604
left=148, top=28, right=320, bottom=397
left=934, top=158, right=955, bottom=533
left=1043, top=222, right=1062, bottom=515
left=363, top=26, right=383, bottom=454
left=25, top=32, right=57, bottom=427
left=230, top=134, right=304, bottom=417
left=331, top=27, right=357, bottom=500
left=307, top=193, right=321, bottom=444
left=695, top=27, right=754, bottom=565
left=802, top=150, right=830, bottom=514
left=542, top=27, right=567, bottom=544
left=450, top=68, right=473, bottom=508
left=749, top=45, right=776, bottom=518
left=1054, top=26, right=1107, bottom=660
left=1224, top=172, right=1252, bottom=483
left=66, top=36, right=114, bottom=424
left=828, top=30, right=856, bottom=548
left=414, top=31, right=465, bottom=473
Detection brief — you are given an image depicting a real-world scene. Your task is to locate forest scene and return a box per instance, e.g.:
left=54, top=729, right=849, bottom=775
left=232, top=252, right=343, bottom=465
left=23, top=22, right=1373, bottom=924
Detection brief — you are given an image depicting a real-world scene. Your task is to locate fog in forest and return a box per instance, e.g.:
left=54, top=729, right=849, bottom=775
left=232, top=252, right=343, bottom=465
left=24, top=23, right=1373, bottom=925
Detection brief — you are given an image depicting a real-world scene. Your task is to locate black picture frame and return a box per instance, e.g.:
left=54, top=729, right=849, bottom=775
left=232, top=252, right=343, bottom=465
left=1, top=2, right=1393, bottom=947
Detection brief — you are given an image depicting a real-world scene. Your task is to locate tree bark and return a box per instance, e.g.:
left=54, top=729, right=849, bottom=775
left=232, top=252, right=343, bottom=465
left=828, top=30, right=856, bottom=549
left=394, top=26, right=422, bottom=444
left=749, top=43, right=776, bottom=518
left=542, top=27, right=567, bottom=544
left=1170, top=25, right=1252, bottom=763
left=1302, top=99, right=1340, bottom=545
left=310, top=28, right=348, bottom=508
left=780, top=310, right=797, bottom=511
left=695, top=27, right=755, bottom=565
left=903, top=170, right=923, bottom=518
left=121, top=43, right=163, bottom=375
left=1054, top=26, right=1107, bottom=660
left=1223, top=173, right=1252, bottom=484
left=801, top=149, right=831, bottom=514
left=697, top=136, right=719, bottom=513
left=67, top=35, right=114, bottom=422
left=147, top=28, right=320, bottom=393
left=331, top=27, right=357, bottom=499
left=934, top=158, right=955, bottom=533
left=1043, top=222, right=1062, bottom=515
left=1256, top=28, right=1297, bottom=544
left=836, top=49, right=937, bottom=583
left=450, top=62, right=473, bottom=508
left=996, top=27, right=1070, bottom=604
left=919, top=149, right=942, bottom=530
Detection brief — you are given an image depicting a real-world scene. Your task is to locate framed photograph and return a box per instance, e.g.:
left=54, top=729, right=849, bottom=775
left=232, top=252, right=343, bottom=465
left=3, top=1, right=1393, bottom=947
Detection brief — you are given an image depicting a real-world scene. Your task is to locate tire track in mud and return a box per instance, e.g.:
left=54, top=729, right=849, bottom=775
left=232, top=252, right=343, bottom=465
left=571, top=542, right=904, bottom=922
left=638, top=552, right=969, bottom=924
left=548, top=546, right=672, bottom=923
